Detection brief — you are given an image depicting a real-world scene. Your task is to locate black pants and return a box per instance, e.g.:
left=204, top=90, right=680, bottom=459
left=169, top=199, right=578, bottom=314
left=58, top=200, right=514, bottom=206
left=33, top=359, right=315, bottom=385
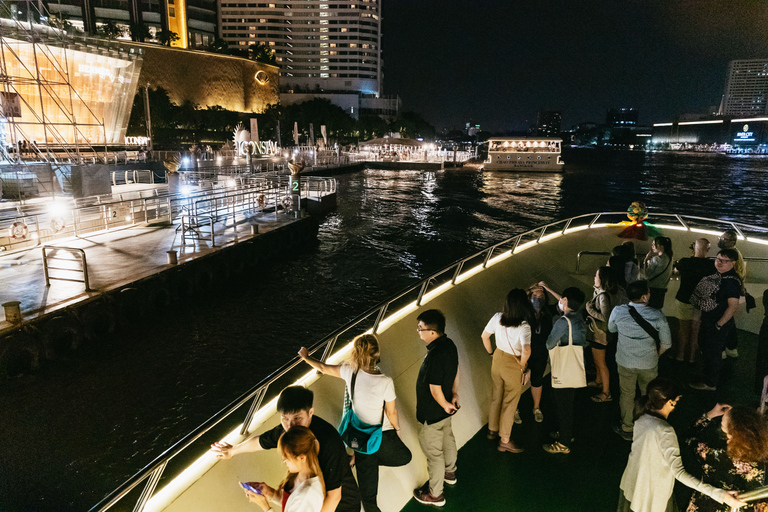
left=552, top=387, right=576, bottom=448
left=699, top=317, right=734, bottom=387
left=356, top=429, right=412, bottom=512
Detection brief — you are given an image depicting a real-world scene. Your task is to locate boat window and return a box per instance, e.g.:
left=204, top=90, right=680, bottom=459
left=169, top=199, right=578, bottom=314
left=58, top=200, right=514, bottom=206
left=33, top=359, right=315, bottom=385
left=518, top=156, right=521, bottom=160
left=507, top=156, right=511, bottom=159
left=537, top=156, right=541, bottom=160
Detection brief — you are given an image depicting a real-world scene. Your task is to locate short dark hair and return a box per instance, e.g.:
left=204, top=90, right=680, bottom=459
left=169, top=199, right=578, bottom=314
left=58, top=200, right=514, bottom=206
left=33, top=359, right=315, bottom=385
left=277, top=386, right=314, bottom=414
left=417, top=309, right=446, bottom=334
left=718, top=248, right=739, bottom=262
left=561, top=287, right=585, bottom=311
left=627, top=279, right=650, bottom=302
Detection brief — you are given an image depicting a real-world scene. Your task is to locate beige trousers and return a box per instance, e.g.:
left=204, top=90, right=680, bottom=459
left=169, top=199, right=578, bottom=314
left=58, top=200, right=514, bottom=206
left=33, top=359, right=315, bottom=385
left=488, top=349, right=524, bottom=439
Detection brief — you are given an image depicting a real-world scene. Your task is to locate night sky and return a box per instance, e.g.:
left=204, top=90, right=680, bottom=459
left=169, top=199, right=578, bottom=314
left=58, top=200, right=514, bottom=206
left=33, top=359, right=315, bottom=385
left=381, top=0, right=768, bottom=132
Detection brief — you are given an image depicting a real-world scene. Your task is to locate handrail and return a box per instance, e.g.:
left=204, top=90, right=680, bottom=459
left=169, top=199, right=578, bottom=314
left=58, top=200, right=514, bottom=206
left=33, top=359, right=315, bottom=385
left=87, top=210, right=768, bottom=512
left=42, top=246, right=90, bottom=291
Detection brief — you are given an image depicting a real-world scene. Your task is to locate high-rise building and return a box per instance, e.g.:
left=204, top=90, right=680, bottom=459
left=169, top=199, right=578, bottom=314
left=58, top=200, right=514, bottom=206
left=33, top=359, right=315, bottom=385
left=219, top=0, right=382, bottom=96
left=720, top=59, right=768, bottom=117
left=606, top=107, right=638, bottom=127
left=536, top=111, right=561, bottom=137
left=45, top=0, right=217, bottom=48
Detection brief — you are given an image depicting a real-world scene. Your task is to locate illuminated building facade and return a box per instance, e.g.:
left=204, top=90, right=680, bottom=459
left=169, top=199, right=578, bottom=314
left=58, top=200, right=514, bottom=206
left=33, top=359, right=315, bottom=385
left=0, top=22, right=142, bottom=152
left=219, top=0, right=382, bottom=96
left=651, top=118, right=768, bottom=153
left=536, top=111, right=561, bottom=137
left=720, top=59, right=768, bottom=117
left=45, top=0, right=217, bottom=49
left=606, top=107, right=638, bottom=126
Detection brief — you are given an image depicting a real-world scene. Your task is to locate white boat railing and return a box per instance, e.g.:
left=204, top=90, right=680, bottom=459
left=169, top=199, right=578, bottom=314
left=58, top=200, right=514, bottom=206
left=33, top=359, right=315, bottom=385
left=88, top=211, right=768, bottom=512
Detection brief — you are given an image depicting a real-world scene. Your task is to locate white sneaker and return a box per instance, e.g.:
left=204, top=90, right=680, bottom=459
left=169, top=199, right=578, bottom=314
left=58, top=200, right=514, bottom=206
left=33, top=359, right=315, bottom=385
left=514, top=410, right=522, bottom=424
left=533, top=409, right=544, bottom=423
left=725, top=348, right=739, bottom=358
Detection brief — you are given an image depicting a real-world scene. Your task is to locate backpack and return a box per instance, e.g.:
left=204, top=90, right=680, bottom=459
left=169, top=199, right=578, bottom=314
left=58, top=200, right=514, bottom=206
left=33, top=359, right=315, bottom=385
left=690, top=274, right=739, bottom=313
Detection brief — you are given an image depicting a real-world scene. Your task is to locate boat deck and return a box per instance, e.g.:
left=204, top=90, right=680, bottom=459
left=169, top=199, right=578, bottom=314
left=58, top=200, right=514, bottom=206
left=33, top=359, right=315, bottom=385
left=401, top=327, right=763, bottom=512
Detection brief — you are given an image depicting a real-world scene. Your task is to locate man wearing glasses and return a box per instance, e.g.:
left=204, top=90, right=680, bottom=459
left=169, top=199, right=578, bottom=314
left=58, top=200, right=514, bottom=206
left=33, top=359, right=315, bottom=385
left=412, top=309, right=459, bottom=507
left=690, top=249, right=742, bottom=391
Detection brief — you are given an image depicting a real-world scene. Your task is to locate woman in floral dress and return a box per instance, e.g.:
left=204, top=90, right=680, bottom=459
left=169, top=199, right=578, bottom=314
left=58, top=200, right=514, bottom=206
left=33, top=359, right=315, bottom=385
left=685, top=404, right=768, bottom=512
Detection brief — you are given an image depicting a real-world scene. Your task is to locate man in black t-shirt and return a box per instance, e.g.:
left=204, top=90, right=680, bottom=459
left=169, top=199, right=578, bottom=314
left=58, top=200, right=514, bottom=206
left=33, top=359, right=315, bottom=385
left=690, top=249, right=742, bottom=391
left=413, top=309, right=459, bottom=507
left=211, top=386, right=361, bottom=512
left=673, top=238, right=715, bottom=362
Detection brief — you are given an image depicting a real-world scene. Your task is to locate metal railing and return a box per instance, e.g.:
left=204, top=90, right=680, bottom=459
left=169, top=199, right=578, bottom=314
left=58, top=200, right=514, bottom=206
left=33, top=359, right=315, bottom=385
left=180, top=216, right=215, bottom=246
left=90, top=210, right=768, bottom=512
left=42, top=246, right=90, bottom=291
left=0, top=177, right=336, bottom=254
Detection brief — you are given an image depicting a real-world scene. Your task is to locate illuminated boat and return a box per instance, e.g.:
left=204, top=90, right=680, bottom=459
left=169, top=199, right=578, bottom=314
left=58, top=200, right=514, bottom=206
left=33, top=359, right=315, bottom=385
left=91, top=211, right=767, bottom=512
left=482, top=137, right=564, bottom=171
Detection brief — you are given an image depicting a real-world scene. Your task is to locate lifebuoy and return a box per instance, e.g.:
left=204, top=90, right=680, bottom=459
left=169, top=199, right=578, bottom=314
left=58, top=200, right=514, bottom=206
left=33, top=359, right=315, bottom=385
left=9, top=222, right=28, bottom=239
left=257, top=194, right=267, bottom=208
left=281, top=196, right=293, bottom=211
left=50, top=217, right=65, bottom=233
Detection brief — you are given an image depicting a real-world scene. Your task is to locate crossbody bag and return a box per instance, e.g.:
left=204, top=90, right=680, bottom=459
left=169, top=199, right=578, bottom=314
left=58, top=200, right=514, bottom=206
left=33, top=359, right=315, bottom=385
left=338, top=371, right=385, bottom=454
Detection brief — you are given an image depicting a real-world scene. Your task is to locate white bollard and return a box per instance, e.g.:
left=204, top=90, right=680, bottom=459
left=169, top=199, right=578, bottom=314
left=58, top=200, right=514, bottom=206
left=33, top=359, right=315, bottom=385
left=2, top=301, right=22, bottom=325
left=166, top=250, right=178, bottom=265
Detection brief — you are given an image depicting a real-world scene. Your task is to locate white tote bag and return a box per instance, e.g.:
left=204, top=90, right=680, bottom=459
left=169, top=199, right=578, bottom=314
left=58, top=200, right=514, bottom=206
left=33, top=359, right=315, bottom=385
left=548, top=316, right=587, bottom=389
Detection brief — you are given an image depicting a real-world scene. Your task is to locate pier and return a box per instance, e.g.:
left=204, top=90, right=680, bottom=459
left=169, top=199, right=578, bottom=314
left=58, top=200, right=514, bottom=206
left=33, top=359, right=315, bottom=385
left=0, top=172, right=336, bottom=376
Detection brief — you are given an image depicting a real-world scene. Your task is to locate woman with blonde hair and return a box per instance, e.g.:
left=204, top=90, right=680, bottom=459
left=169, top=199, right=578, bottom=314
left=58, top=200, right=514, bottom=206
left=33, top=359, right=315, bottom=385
left=299, top=334, right=411, bottom=512
left=243, top=426, right=325, bottom=512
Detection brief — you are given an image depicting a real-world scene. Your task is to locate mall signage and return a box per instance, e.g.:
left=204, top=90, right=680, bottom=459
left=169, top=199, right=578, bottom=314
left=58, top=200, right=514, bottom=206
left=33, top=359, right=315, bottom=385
left=735, top=124, right=755, bottom=142
left=125, top=136, right=151, bottom=146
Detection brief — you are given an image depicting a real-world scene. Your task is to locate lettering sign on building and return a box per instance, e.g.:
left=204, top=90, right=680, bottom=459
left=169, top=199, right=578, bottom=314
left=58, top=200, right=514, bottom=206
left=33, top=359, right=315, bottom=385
left=735, top=123, right=755, bottom=142
left=125, top=136, right=151, bottom=146
left=237, top=140, right=280, bottom=156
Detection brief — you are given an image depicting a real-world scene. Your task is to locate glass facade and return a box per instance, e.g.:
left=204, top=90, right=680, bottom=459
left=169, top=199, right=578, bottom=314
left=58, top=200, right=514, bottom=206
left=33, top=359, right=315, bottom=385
left=0, top=36, right=142, bottom=146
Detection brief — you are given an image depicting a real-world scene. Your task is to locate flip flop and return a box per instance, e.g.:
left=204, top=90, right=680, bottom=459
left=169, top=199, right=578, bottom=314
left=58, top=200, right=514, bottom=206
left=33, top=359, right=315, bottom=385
left=591, top=393, right=613, bottom=403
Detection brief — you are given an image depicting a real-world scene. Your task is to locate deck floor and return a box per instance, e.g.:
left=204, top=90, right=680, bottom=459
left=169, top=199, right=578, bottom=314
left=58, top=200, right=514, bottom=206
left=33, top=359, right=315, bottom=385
left=401, top=325, right=764, bottom=512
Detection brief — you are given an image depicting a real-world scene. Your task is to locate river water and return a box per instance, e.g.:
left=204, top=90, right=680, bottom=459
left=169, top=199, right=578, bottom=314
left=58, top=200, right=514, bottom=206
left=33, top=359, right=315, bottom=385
left=1, top=150, right=768, bottom=511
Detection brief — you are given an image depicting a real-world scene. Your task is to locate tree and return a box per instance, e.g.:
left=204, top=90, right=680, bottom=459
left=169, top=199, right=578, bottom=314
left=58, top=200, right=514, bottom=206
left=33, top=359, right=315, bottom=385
left=391, top=111, right=436, bottom=140
left=207, top=38, right=229, bottom=53
left=156, top=30, right=180, bottom=46
left=249, top=43, right=276, bottom=65
left=96, top=21, right=124, bottom=40
left=128, top=22, right=150, bottom=42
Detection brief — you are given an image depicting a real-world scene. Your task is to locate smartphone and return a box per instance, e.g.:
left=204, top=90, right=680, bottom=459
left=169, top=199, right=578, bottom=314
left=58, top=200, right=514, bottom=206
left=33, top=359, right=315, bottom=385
left=240, top=482, right=262, bottom=494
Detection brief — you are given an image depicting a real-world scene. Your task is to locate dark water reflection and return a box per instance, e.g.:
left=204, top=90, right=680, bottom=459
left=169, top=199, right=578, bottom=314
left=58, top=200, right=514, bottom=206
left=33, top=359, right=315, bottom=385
left=1, top=151, right=768, bottom=511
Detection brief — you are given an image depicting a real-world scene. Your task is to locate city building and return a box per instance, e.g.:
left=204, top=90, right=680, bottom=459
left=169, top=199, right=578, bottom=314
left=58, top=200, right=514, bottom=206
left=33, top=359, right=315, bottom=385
left=719, top=59, right=768, bottom=117
left=651, top=118, right=768, bottom=153
left=606, top=107, right=638, bottom=127
left=536, top=111, right=561, bottom=137
left=219, top=0, right=394, bottom=120
left=45, top=0, right=217, bottom=48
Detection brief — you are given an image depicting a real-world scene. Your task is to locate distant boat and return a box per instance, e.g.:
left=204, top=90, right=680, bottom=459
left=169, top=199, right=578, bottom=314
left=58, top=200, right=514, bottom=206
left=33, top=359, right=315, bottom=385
left=482, top=137, right=564, bottom=171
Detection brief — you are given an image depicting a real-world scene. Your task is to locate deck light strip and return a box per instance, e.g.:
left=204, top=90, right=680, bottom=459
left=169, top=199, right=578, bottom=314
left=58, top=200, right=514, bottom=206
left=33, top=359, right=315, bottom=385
left=653, top=224, right=688, bottom=231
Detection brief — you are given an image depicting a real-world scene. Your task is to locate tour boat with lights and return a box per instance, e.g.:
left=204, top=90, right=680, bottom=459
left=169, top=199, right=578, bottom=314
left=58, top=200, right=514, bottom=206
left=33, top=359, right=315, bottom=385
left=483, top=137, right=564, bottom=171
left=92, top=209, right=768, bottom=512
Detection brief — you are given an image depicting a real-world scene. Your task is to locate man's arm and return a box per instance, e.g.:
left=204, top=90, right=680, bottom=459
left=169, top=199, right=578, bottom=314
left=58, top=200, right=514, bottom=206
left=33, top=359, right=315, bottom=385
left=210, top=434, right=264, bottom=459
left=319, top=488, right=342, bottom=512
left=658, top=316, right=673, bottom=354
left=451, top=365, right=460, bottom=409
left=608, top=308, right=619, bottom=333
left=717, top=297, right=740, bottom=327
left=430, top=384, right=457, bottom=415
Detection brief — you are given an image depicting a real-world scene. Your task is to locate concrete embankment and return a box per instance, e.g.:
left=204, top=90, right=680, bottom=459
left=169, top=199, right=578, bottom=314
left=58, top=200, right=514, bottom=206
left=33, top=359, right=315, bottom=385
left=0, top=215, right=319, bottom=379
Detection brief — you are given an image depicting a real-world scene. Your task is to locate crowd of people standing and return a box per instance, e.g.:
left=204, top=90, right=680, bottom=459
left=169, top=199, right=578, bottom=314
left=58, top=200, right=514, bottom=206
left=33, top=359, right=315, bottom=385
left=206, top=231, right=767, bottom=512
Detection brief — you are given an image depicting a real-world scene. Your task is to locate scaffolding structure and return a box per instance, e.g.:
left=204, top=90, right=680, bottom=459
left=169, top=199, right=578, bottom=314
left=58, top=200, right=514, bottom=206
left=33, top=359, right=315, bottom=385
left=0, top=1, right=142, bottom=198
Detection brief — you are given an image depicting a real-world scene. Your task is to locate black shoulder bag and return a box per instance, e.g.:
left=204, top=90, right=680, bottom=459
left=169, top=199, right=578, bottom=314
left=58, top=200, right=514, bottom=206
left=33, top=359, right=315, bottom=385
left=627, top=305, right=661, bottom=351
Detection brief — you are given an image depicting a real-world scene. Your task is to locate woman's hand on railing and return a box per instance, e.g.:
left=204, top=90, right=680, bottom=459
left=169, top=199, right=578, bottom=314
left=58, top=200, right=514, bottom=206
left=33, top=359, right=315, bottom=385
left=210, top=441, right=234, bottom=459
left=298, top=347, right=309, bottom=361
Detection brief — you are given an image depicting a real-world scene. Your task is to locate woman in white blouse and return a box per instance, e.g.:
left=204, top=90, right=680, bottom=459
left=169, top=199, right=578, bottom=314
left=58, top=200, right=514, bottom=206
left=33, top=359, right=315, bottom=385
left=244, top=426, right=325, bottom=512
left=299, top=334, right=411, bottom=512
left=618, top=377, right=745, bottom=512
left=481, top=288, right=533, bottom=454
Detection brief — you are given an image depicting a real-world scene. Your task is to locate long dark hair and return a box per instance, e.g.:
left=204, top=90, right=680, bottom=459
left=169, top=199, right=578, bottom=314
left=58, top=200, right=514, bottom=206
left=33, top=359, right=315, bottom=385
left=654, top=236, right=673, bottom=259
left=596, top=266, right=619, bottom=295
left=634, top=377, right=680, bottom=421
left=500, top=288, right=534, bottom=327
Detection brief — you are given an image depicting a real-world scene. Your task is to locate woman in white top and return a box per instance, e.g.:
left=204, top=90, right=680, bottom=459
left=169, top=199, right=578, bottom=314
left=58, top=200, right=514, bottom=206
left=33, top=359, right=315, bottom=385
left=618, top=377, right=745, bottom=512
left=299, top=334, right=411, bottom=512
left=481, top=288, right=533, bottom=454
left=244, top=426, right=325, bottom=512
